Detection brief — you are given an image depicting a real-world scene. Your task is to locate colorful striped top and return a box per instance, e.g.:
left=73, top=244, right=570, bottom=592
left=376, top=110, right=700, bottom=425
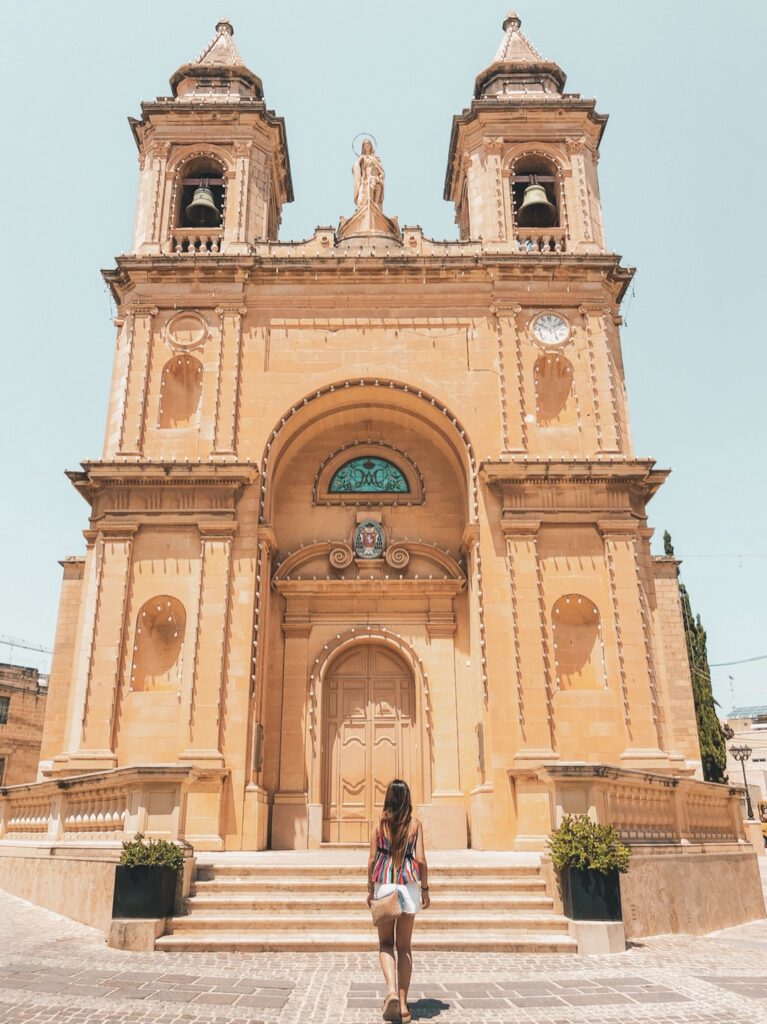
left=371, top=825, right=421, bottom=885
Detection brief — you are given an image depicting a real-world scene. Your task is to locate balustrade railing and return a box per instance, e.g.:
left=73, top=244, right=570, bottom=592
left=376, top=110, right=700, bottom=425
left=169, top=229, right=223, bottom=255
left=510, top=763, right=746, bottom=847
left=0, top=766, right=223, bottom=844
left=514, top=228, right=566, bottom=254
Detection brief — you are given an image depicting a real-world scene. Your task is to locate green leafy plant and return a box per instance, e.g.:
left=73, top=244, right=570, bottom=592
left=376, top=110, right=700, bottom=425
left=118, top=833, right=184, bottom=871
left=547, top=814, right=631, bottom=875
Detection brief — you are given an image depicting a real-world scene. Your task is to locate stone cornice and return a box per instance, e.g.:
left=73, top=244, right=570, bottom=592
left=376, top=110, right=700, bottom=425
left=481, top=459, right=668, bottom=491
left=68, top=461, right=258, bottom=487
left=103, top=253, right=634, bottom=307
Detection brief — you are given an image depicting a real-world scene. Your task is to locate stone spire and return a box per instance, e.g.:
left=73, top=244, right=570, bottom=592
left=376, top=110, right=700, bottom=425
left=169, top=19, right=264, bottom=100
left=195, top=19, right=243, bottom=67
left=493, top=11, right=542, bottom=63
left=474, top=11, right=566, bottom=100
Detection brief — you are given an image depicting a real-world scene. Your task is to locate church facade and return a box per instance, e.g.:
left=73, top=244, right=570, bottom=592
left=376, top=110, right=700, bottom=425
left=39, top=13, right=703, bottom=851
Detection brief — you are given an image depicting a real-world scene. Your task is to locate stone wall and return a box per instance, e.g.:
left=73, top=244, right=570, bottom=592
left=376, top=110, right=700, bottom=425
left=0, top=664, right=48, bottom=786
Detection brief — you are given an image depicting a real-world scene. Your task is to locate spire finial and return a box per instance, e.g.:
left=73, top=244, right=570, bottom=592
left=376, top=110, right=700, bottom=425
left=503, top=11, right=521, bottom=31
left=215, top=19, right=234, bottom=36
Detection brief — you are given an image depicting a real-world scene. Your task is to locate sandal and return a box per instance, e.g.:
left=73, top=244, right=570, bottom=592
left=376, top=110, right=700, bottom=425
left=401, top=1011, right=412, bottom=1023
left=382, top=993, right=400, bottom=1021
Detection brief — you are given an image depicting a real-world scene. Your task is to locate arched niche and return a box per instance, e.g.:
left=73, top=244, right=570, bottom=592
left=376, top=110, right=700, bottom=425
left=534, top=353, right=575, bottom=426
left=130, top=596, right=186, bottom=692
left=260, top=380, right=476, bottom=529
left=158, top=354, right=203, bottom=428
left=552, top=594, right=606, bottom=691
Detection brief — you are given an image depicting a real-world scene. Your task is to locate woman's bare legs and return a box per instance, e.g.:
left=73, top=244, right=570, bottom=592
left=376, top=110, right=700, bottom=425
left=377, top=918, right=397, bottom=997
left=395, top=913, right=415, bottom=1015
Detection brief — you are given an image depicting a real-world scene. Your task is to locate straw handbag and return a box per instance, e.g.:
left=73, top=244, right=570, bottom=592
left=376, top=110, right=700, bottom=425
left=370, top=887, right=403, bottom=926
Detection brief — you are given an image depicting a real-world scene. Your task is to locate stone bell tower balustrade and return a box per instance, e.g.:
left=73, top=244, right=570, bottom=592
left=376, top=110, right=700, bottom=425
left=169, top=228, right=224, bottom=255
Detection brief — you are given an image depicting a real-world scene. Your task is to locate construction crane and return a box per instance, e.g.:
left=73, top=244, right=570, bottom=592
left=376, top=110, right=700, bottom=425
left=0, top=635, right=53, bottom=655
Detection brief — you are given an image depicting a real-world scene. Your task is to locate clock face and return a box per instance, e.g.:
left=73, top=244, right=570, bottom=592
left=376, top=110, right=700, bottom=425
left=532, top=313, right=569, bottom=345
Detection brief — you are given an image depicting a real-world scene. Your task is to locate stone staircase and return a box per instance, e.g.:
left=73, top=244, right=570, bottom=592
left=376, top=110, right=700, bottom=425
left=156, top=850, right=576, bottom=953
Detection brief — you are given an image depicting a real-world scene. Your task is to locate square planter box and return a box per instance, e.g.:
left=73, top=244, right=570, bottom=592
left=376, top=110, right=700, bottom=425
left=561, top=866, right=622, bottom=922
left=112, top=865, right=178, bottom=919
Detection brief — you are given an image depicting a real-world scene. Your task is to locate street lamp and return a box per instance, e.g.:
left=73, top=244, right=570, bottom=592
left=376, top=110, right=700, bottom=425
left=730, top=744, right=755, bottom=820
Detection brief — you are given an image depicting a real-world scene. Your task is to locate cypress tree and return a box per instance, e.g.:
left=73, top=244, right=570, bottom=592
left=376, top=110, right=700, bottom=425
left=663, top=531, right=727, bottom=782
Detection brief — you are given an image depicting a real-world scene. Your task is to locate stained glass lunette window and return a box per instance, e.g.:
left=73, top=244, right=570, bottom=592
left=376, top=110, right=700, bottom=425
left=328, top=456, right=409, bottom=494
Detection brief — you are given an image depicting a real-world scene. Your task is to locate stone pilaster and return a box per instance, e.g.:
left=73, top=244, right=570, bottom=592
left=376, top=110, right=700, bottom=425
left=502, top=521, right=558, bottom=765
left=181, top=522, right=236, bottom=765
left=75, top=525, right=138, bottom=767
left=116, top=305, right=158, bottom=458
left=599, top=520, right=668, bottom=767
left=213, top=306, right=247, bottom=459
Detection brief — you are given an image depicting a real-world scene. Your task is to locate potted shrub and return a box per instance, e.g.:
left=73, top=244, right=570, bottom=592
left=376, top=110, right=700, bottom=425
left=547, top=814, right=630, bottom=922
left=112, top=833, right=184, bottom=919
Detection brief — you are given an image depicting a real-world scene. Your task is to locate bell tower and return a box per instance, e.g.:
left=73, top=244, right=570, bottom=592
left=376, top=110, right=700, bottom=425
left=129, top=19, right=292, bottom=256
left=445, top=12, right=605, bottom=253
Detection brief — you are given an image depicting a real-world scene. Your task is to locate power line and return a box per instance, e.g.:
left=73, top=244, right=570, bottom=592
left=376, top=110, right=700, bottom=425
left=709, top=654, right=767, bottom=668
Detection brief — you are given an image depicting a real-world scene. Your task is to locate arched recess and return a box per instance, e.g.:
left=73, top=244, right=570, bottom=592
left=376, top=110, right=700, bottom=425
left=130, top=596, right=186, bottom=692
left=259, top=379, right=478, bottom=525
left=552, top=594, right=606, bottom=690
left=307, top=629, right=433, bottom=817
left=158, top=354, right=203, bottom=428
left=534, top=353, right=575, bottom=426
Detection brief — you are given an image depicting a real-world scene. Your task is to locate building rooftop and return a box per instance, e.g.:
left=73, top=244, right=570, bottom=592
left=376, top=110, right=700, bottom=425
left=726, top=705, right=767, bottom=720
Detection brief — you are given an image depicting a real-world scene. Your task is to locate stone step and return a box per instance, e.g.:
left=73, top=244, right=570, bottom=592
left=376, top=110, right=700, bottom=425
left=168, top=911, right=569, bottom=933
left=156, top=929, right=577, bottom=953
left=196, top=862, right=540, bottom=880
left=194, top=874, right=546, bottom=892
left=185, top=893, right=554, bottom=913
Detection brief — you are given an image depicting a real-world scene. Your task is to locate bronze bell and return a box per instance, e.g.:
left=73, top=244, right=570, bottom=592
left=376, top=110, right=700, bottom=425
left=185, top=185, right=220, bottom=227
left=516, top=183, right=557, bottom=228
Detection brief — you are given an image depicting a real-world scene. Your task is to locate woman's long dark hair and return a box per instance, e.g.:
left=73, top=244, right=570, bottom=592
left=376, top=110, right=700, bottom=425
left=380, top=779, right=412, bottom=869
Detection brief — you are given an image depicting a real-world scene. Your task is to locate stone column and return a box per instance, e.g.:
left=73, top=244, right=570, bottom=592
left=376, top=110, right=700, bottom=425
left=213, top=306, right=246, bottom=459
left=180, top=522, right=236, bottom=765
left=116, top=305, right=158, bottom=458
left=272, top=606, right=313, bottom=849
left=75, top=525, right=138, bottom=768
left=502, top=521, right=558, bottom=767
left=599, top=520, right=668, bottom=767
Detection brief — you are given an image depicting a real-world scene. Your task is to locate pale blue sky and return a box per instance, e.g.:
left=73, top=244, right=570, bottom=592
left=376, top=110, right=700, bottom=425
left=1, top=1, right=765, bottom=713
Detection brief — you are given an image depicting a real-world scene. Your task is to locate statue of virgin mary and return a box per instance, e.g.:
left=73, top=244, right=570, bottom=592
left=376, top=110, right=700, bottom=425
left=352, top=138, right=385, bottom=208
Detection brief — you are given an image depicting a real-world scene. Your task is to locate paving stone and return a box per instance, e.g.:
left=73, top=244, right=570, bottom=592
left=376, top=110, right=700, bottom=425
left=509, top=995, right=567, bottom=1007
left=0, top=890, right=767, bottom=1024
left=233, top=995, right=288, bottom=1008
left=190, top=992, right=239, bottom=1005
left=562, top=992, right=632, bottom=1005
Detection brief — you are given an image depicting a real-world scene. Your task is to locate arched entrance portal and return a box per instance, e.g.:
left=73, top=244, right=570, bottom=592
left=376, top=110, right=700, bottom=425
left=322, top=644, right=421, bottom=843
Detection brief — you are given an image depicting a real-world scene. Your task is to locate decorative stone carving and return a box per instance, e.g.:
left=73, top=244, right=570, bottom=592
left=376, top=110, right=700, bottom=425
left=328, top=543, right=354, bottom=569
left=353, top=520, right=385, bottom=559
left=164, top=311, right=209, bottom=351
left=384, top=543, right=410, bottom=570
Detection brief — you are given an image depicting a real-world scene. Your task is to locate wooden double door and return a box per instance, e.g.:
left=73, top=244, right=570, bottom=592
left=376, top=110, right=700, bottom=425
left=322, top=644, right=419, bottom=844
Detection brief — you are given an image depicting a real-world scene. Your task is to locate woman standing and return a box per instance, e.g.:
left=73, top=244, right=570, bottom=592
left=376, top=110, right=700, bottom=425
left=367, top=779, right=430, bottom=1023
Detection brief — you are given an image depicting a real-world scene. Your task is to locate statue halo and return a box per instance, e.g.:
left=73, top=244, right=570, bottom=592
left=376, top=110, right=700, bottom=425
left=352, top=132, right=378, bottom=157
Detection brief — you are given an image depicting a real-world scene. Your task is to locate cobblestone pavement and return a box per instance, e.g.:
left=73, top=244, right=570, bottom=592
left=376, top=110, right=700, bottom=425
left=0, top=892, right=766, bottom=1024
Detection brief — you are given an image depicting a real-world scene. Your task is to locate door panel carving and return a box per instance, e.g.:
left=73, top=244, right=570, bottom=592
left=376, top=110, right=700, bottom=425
left=323, top=645, right=418, bottom=843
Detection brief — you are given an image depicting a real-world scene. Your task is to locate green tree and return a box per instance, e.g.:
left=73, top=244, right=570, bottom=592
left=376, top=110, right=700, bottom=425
left=663, top=531, right=727, bottom=782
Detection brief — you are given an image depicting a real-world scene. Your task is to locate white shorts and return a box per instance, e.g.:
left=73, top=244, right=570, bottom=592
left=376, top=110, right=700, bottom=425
left=374, top=881, right=420, bottom=915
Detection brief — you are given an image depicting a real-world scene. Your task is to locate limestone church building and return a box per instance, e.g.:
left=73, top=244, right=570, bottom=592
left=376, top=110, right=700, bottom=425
left=39, top=13, right=705, bottom=852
